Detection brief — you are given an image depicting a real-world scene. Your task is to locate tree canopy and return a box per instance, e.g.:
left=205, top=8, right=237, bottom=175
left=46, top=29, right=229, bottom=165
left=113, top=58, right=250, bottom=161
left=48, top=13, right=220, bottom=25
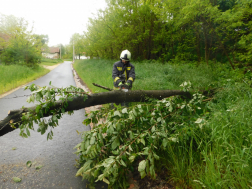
left=73, top=0, right=252, bottom=68
left=0, top=14, right=48, bottom=66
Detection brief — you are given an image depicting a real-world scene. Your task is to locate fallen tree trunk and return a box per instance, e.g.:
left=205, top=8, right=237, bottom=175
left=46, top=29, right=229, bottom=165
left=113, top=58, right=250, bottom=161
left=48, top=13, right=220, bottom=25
left=0, top=89, right=191, bottom=135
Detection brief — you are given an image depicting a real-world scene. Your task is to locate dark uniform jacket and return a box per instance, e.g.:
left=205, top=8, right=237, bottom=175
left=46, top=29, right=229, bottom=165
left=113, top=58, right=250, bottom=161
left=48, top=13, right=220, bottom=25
left=112, top=60, right=135, bottom=88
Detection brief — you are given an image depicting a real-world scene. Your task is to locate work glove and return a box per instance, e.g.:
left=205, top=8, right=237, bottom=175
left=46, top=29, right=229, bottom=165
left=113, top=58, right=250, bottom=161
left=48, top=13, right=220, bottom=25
left=125, top=82, right=131, bottom=87
left=118, top=81, right=123, bottom=87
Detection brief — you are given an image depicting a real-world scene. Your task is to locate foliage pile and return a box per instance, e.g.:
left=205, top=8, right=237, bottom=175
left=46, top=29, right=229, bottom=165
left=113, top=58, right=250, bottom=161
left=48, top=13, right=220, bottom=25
left=72, top=0, right=252, bottom=68
left=0, top=14, right=48, bottom=66
left=75, top=82, right=209, bottom=189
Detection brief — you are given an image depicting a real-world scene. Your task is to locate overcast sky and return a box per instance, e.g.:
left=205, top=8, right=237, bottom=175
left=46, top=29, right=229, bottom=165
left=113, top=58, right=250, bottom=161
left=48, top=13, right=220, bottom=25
left=0, top=0, right=107, bottom=46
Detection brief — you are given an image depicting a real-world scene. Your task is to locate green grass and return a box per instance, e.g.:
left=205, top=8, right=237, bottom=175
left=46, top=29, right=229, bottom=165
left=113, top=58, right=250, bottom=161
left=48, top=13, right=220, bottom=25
left=73, top=59, right=252, bottom=188
left=73, top=59, right=113, bottom=93
left=0, top=64, right=49, bottom=95
left=73, top=59, right=233, bottom=92
left=40, top=58, right=63, bottom=66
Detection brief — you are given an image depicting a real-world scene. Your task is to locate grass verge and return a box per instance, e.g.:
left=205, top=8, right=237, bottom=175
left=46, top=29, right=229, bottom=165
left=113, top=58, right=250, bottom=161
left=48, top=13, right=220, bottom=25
left=0, top=64, right=49, bottom=95
left=40, top=58, right=63, bottom=66
left=73, top=59, right=233, bottom=92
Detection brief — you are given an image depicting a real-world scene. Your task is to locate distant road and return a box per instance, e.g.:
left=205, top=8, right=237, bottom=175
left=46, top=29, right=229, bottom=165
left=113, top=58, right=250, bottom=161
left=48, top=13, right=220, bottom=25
left=0, top=61, right=106, bottom=189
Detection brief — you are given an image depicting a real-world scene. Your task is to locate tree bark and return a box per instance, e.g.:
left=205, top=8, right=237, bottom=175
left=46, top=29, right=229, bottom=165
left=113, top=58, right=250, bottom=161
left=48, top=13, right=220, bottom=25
left=0, top=89, right=191, bottom=135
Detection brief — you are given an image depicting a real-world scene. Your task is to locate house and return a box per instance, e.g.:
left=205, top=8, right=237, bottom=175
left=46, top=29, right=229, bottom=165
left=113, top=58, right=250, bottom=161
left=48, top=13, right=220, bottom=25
left=0, top=33, right=10, bottom=51
left=42, top=47, right=60, bottom=59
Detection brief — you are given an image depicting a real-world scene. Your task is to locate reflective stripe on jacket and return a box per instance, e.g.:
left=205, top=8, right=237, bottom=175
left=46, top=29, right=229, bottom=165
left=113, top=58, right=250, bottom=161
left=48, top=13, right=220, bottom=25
left=112, top=60, right=135, bottom=87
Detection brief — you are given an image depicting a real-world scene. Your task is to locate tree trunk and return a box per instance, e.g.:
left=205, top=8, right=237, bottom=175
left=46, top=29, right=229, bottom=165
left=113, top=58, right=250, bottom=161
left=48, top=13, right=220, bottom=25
left=202, top=24, right=209, bottom=66
left=195, top=29, right=201, bottom=63
left=0, top=90, right=191, bottom=135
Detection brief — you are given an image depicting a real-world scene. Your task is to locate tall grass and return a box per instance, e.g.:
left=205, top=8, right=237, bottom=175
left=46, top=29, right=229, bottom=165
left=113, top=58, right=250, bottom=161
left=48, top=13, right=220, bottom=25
left=73, top=59, right=233, bottom=92
left=191, top=82, right=252, bottom=188
left=0, top=64, right=49, bottom=95
left=73, top=59, right=113, bottom=93
left=73, top=59, right=252, bottom=188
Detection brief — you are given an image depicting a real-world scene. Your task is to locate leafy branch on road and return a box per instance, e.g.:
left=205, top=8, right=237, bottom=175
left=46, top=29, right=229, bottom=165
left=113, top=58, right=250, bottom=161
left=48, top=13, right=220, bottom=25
left=74, top=81, right=209, bottom=189
left=0, top=82, right=191, bottom=136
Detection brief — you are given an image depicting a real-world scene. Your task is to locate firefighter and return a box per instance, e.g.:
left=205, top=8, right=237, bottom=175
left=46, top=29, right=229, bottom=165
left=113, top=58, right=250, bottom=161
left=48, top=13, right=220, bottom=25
left=112, top=49, right=135, bottom=90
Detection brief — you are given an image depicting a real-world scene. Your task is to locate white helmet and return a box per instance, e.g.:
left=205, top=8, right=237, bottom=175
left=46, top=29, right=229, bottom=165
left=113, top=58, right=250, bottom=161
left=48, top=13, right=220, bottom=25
left=120, top=50, right=131, bottom=61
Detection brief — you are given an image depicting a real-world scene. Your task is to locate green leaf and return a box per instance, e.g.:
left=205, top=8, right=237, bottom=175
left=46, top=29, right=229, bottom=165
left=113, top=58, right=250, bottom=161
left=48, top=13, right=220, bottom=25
left=114, top=111, right=121, bottom=117
left=129, top=145, right=133, bottom=151
left=36, top=92, right=42, bottom=101
left=21, top=133, right=28, bottom=138
left=169, top=105, right=173, bottom=112
left=35, top=105, right=41, bottom=113
left=112, top=137, right=120, bottom=150
left=128, top=131, right=133, bottom=139
left=47, top=131, right=53, bottom=140
left=129, top=155, right=136, bottom=163
left=52, top=115, right=57, bottom=122
left=133, top=108, right=137, bottom=116
left=138, top=160, right=146, bottom=172
left=35, top=165, right=43, bottom=170
left=26, top=128, right=30, bottom=137
left=13, top=177, right=21, bottom=182
left=151, top=126, right=156, bottom=133
left=120, top=159, right=127, bottom=167
left=163, top=138, right=168, bottom=148
left=153, top=153, right=160, bottom=160
left=103, top=177, right=110, bottom=184
left=141, top=138, right=145, bottom=145
left=122, top=108, right=128, bottom=114
left=90, top=136, right=96, bottom=145
left=150, top=164, right=156, bottom=179
left=76, top=166, right=84, bottom=176
left=143, top=147, right=149, bottom=155
left=26, top=161, right=32, bottom=168
left=140, top=170, right=146, bottom=179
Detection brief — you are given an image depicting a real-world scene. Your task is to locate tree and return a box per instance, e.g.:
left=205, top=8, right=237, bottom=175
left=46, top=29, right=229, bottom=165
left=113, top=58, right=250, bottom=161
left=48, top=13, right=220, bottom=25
left=70, top=33, right=85, bottom=59
left=72, top=0, right=251, bottom=69
left=0, top=83, right=191, bottom=135
left=0, top=14, right=45, bottom=66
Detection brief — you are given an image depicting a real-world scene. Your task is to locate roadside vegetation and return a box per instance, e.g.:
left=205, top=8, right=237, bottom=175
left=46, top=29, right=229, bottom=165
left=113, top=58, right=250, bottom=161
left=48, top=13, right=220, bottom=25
left=40, top=58, right=63, bottom=66
left=72, top=59, right=252, bottom=188
left=0, top=64, right=49, bottom=95
left=0, top=58, right=64, bottom=95
left=73, top=59, right=239, bottom=92
left=0, top=14, right=63, bottom=95
left=1, top=0, right=252, bottom=188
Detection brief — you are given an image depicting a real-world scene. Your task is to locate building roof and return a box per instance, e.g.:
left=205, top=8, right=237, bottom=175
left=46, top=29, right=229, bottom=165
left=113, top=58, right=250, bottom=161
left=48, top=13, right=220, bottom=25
left=49, top=47, right=60, bottom=53
left=41, top=47, right=60, bottom=53
left=0, top=33, right=11, bottom=42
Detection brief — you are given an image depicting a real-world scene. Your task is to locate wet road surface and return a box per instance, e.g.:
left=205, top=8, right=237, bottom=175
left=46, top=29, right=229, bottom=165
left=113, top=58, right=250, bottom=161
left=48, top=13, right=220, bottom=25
left=0, top=61, right=107, bottom=189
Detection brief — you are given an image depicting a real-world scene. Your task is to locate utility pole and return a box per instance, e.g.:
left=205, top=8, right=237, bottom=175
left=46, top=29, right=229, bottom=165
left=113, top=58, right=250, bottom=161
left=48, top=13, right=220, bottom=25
left=60, top=45, right=61, bottom=59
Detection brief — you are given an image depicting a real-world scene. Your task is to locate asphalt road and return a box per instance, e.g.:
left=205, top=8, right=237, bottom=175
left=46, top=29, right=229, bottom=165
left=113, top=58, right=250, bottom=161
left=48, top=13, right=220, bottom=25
left=0, top=61, right=107, bottom=189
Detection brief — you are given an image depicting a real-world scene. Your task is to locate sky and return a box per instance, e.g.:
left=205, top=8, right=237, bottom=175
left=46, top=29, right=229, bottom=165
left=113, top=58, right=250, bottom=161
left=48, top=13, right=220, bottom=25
left=0, top=0, right=107, bottom=46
